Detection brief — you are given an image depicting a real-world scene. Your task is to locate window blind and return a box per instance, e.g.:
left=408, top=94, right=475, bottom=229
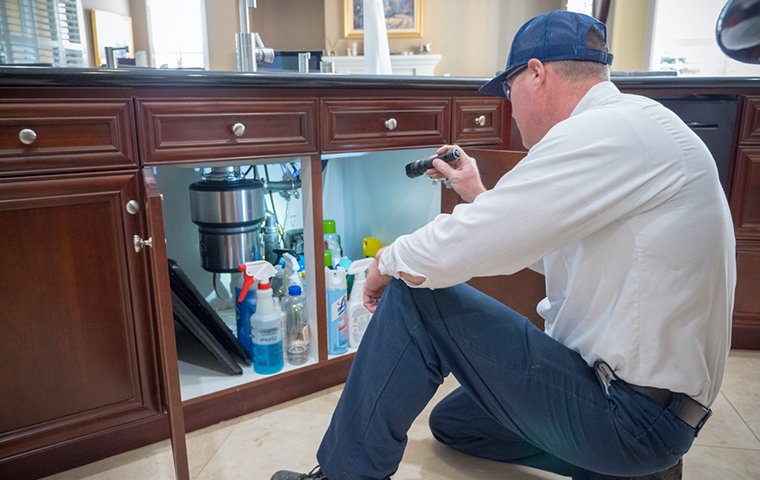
left=0, top=0, right=86, bottom=66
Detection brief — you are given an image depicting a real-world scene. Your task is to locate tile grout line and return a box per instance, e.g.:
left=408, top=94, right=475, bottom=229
left=720, top=388, right=760, bottom=445
left=190, top=423, right=239, bottom=479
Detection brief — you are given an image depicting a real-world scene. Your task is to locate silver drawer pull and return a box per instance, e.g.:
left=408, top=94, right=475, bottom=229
left=232, top=122, right=246, bottom=137
left=474, top=115, right=486, bottom=127
left=125, top=200, right=141, bottom=215
left=19, top=128, right=37, bottom=145
left=385, top=118, right=398, bottom=131
left=133, top=235, right=154, bottom=252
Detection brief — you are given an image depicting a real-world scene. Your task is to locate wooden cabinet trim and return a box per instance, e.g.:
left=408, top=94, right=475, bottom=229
left=0, top=99, right=137, bottom=176
left=137, top=99, right=318, bottom=164
left=0, top=172, right=162, bottom=459
left=739, top=96, right=760, bottom=144
left=320, top=98, right=450, bottom=152
left=451, top=97, right=505, bottom=146
left=730, top=146, right=760, bottom=239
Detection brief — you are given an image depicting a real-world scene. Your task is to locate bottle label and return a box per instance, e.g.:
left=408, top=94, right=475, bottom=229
left=253, top=326, right=282, bottom=345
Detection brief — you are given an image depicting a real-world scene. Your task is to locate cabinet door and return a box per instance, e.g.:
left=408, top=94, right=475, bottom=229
left=0, top=171, right=162, bottom=464
left=733, top=240, right=760, bottom=349
left=440, top=148, right=546, bottom=329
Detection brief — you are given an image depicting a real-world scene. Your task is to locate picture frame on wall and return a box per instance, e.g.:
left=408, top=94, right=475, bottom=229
left=90, top=9, right=134, bottom=67
left=344, top=0, right=423, bottom=39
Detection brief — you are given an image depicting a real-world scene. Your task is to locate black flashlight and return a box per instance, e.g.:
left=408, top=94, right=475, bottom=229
left=405, top=148, right=461, bottom=178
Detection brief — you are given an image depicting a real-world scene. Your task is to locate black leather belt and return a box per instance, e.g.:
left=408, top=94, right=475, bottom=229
left=594, top=361, right=712, bottom=436
left=627, top=384, right=712, bottom=435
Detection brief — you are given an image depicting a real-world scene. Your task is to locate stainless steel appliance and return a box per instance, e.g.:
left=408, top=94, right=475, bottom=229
left=189, top=167, right=266, bottom=273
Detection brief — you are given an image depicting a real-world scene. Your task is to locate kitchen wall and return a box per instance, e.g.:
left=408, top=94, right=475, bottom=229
left=86, top=0, right=725, bottom=77
left=197, top=0, right=562, bottom=76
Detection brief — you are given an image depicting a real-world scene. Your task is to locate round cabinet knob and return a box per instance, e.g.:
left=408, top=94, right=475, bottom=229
left=125, top=200, right=141, bottom=215
left=474, top=115, right=486, bottom=127
left=19, top=128, right=37, bottom=145
left=384, top=118, right=398, bottom=131
left=133, top=235, right=154, bottom=252
left=231, top=122, right=246, bottom=137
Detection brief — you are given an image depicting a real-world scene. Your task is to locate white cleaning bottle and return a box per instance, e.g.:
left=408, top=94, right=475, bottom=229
left=238, top=260, right=283, bottom=374
left=346, top=258, right=374, bottom=348
left=325, top=266, right=348, bottom=354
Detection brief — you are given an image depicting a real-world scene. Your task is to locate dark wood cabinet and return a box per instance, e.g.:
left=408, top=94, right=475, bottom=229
left=320, top=98, right=450, bottom=152
left=137, top=99, right=318, bottom=165
left=0, top=99, right=137, bottom=177
left=1, top=72, right=758, bottom=478
left=730, top=96, right=760, bottom=347
left=0, top=171, right=165, bottom=477
left=451, top=97, right=506, bottom=147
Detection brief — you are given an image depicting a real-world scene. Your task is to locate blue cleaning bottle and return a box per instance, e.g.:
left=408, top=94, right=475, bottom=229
left=234, top=274, right=256, bottom=361
left=325, top=266, right=348, bottom=354
left=238, top=261, right=283, bottom=374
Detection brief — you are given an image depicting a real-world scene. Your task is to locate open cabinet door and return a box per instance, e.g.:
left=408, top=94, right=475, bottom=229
left=142, top=169, right=190, bottom=480
left=441, top=148, right=547, bottom=330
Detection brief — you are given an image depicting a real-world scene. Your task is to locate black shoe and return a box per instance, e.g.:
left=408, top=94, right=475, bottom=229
left=270, top=466, right=328, bottom=480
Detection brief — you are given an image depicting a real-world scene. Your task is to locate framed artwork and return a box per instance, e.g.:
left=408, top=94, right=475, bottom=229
left=344, top=0, right=423, bottom=39
left=90, top=9, right=134, bottom=67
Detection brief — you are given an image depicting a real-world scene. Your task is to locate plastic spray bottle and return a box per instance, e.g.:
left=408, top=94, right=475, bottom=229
left=234, top=274, right=255, bottom=360
left=325, top=266, right=348, bottom=354
left=238, top=260, right=284, bottom=374
left=346, top=258, right=374, bottom=348
left=279, top=252, right=302, bottom=296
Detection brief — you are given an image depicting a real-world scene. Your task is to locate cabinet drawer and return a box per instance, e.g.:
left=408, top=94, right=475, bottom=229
left=0, top=99, right=137, bottom=176
left=321, top=98, right=450, bottom=152
left=730, top=146, right=760, bottom=238
left=137, top=99, right=318, bottom=164
left=452, top=97, right=505, bottom=146
left=739, top=96, right=760, bottom=144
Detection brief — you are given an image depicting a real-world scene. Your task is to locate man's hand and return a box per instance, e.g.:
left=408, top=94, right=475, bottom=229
left=363, top=250, right=393, bottom=313
left=426, top=145, right=486, bottom=203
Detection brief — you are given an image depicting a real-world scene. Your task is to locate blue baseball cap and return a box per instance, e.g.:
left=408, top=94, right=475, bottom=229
left=480, top=10, right=614, bottom=98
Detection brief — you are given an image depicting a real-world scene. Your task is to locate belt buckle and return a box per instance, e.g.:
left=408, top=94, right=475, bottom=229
left=694, top=406, right=713, bottom=436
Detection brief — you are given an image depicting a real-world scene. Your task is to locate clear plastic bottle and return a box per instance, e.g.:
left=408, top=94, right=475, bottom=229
left=285, top=285, right=310, bottom=365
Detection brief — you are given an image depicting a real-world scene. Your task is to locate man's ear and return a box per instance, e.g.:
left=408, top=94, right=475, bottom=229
left=527, top=58, right=545, bottom=86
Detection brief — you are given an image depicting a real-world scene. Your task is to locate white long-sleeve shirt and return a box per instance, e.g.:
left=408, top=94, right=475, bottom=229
left=379, top=81, right=735, bottom=406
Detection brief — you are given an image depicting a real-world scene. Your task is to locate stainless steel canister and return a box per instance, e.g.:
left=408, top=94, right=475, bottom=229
left=189, top=173, right=266, bottom=272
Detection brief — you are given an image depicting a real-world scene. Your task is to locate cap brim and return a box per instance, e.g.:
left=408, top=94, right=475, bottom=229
left=479, top=69, right=509, bottom=98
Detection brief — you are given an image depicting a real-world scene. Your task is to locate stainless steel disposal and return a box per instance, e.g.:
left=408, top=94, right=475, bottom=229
left=189, top=167, right=266, bottom=272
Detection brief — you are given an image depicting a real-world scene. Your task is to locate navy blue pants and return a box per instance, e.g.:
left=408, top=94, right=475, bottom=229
left=317, top=280, right=695, bottom=479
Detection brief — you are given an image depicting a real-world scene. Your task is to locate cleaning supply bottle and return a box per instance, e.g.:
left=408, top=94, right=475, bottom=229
left=323, top=219, right=342, bottom=268
left=325, top=266, right=348, bottom=354
left=234, top=273, right=255, bottom=361
left=285, top=285, right=310, bottom=365
left=279, top=252, right=302, bottom=296
left=238, top=260, right=283, bottom=374
left=346, top=258, right=374, bottom=348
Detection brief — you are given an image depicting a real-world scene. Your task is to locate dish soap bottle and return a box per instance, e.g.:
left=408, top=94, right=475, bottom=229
left=238, top=260, right=283, bottom=374
left=325, top=266, right=348, bottom=354
left=347, top=258, right=374, bottom=348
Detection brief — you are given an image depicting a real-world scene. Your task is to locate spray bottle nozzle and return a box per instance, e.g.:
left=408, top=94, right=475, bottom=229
left=237, top=260, right=278, bottom=302
left=347, top=257, right=375, bottom=280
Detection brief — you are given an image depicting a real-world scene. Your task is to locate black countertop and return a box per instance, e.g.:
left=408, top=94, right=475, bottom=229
left=0, top=66, right=759, bottom=90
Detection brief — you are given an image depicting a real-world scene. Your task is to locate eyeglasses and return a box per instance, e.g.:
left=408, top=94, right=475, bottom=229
left=501, top=64, right=528, bottom=100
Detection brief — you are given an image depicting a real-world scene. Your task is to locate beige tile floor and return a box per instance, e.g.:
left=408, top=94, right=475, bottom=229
left=45, top=350, right=760, bottom=480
